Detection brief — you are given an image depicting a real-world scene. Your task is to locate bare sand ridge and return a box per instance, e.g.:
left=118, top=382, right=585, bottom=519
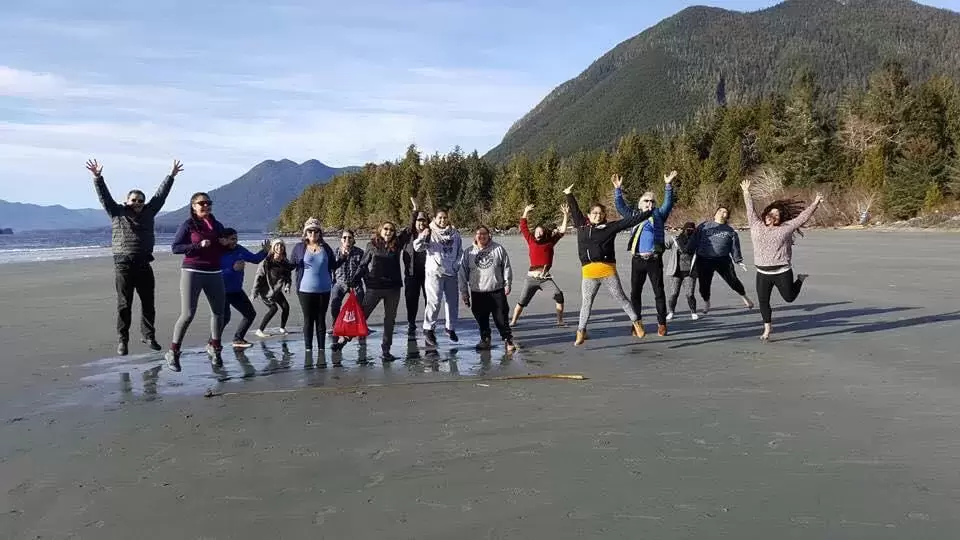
left=1, top=230, right=959, bottom=538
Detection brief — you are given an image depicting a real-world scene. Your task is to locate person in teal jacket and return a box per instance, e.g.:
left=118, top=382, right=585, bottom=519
left=613, top=170, right=676, bottom=337
left=219, top=228, right=269, bottom=348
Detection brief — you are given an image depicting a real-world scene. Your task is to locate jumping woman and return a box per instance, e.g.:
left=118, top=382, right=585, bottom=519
left=332, top=214, right=417, bottom=361
left=688, top=206, right=754, bottom=314
left=413, top=208, right=463, bottom=348
left=740, top=179, right=824, bottom=340
left=510, top=203, right=569, bottom=327
left=564, top=182, right=654, bottom=346
left=290, top=218, right=341, bottom=352
left=664, top=221, right=699, bottom=321
left=460, top=225, right=516, bottom=352
left=165, top=192, right=228, bottom=371
left=252, top=239, right=294, bottom=337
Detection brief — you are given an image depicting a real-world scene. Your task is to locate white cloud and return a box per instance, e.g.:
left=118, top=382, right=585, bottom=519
left=0, top=66, right=67, bottom=98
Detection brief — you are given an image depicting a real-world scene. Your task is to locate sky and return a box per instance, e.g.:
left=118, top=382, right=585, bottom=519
left=1, top=0, right=957, bottom=208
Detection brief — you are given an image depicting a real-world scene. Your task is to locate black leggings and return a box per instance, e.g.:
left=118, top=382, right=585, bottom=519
left=258, top=292, right=290, bottom=331
left=697, top=256, right=746, bottom=301
left=222, top=291, right=257, bottom=341
left=298, top=291, right=330, bottom=350
left=404, top=275, right=425, bottom=327
left=470, top=289, right=512, bottom=341
left=756, top=270, right=804, bottom=323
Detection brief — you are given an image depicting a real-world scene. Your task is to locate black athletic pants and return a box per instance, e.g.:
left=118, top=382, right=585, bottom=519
left=697, top=256, right=746, bottom=301
left=756, top=270, right=804, bottom=323
left=404, top=275, right=426, bottom=327
left=222, top=291, right=257, bottom=341
left=630, top=255, right=667, bottom=325
left=470, top=289, right=513, bottom=341
left=298, top=291, right=331, bottom=350
left=115, top=262, right=156, bottom=342
left=258, top=292, right=290, bottom=331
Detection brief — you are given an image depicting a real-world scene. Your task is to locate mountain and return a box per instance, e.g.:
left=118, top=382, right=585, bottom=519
left=0, top=200, right=109, bottom=231
left=485, top=0, right=960, bottom=162
left=156, top=159, right=357, bottom=231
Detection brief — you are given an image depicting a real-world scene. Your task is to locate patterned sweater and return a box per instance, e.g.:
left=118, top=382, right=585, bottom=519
left=94, top=175, right=174, bottom=264
left=743, top=192, right=819, bottom=268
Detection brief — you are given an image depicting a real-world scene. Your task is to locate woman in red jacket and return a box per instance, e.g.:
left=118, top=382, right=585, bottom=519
left=510, top=203, right=570, bottom=327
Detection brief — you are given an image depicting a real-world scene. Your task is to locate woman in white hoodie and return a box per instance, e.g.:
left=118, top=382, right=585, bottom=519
left=412, top=209, right=463, bottom=348
left=459, top=226, right=516, bottom=352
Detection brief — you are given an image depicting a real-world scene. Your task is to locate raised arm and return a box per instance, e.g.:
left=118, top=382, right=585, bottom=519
left=659, top=171, right=676, bottom=219
left=784, top=194, right=824, bottom=232
left=557, top=203, right=570, bottom=238
left=519, top=204, right=534, bottom=242
left=611, top=174, right=635, bottom=218
left=740, top=180, right=763, bottom=228
left=146, top=161, right=182, bottom=214
left=240, top=243, right=269, bottom=264
left=563, top=184, right=586, bottom=227
left=87, top=160, right=122, bottom=217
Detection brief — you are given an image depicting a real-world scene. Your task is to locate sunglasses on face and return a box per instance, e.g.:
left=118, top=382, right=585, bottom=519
left=195, top=200, right=212, bottom=207
left=306, top=229, right=320, bottom=234
left=129, top=198, right=145, bottom=204
left=416, top=218, right=427, bottom=222
left=640, top=199, right=653, bottom=204
left=342, top=236, right=353, bottom=240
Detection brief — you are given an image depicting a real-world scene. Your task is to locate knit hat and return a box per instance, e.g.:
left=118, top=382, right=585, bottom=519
left=302, top=217, right=322, bottom=234
left=270, top=238, right=285, bottom=247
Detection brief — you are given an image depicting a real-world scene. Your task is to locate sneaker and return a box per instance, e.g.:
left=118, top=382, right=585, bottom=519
left=445, top=329, right=459, bottom=343
left=666, top=312, right=674, bottom=321
left=206, top=343, right=223, bottom=367
left=632, top=320, right=646, bottom=338
left=164, top=349, right=181, bottom=372
left=574, top=330, right=587, bottom=346
left=278, top=328, right=289, bottom=335
left=424, top=330, right=438, bottom=347
left=117, top=341, right=128, bottom=356
left=505, top=339, right=517, bottom=353
left=476, top=336, right=492, bottom=350
left=691, top=312, right=700, bottom=321
left=657, top=324, right=668, bottom=337
left=255, top=329, right=271, bottom=339
left=232, top=339, right=253, bottom=348
left=141, top=338, right=162, bottom=351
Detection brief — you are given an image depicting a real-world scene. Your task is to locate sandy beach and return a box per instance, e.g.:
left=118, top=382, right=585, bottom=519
left=2, top=230, right=960, bottom=538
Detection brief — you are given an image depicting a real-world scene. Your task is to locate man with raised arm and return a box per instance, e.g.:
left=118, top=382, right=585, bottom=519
left=87, top=159, right=183, bottom=355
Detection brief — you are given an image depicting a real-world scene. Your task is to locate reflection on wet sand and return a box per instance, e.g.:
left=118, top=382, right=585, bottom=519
left=69, top=326, right=555, bottom=407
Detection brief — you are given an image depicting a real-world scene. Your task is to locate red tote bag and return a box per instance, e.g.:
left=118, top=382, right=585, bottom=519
left=333, top=289, right=369, bottom=338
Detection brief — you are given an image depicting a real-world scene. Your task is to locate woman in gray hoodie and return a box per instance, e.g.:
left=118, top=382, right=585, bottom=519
left=412, top=209, right=463, bottom=348
left=459, top=226, right=516, bottom=352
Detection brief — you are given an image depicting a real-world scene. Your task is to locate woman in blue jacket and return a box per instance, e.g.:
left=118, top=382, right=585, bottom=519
left=290, top=218, right=341, bottom=353
left=218, top=228, right=269, bottom=348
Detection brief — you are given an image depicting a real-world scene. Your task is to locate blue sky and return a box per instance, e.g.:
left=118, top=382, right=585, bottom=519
left=0, top=0, right=957, bottom=208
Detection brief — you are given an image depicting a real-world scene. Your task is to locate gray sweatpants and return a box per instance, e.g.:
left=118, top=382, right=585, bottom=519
left=422, top=273, right=459, bottom=332
left=171, top=270, right=226, bottom=345
left=578, top=274, right=637, bottom=331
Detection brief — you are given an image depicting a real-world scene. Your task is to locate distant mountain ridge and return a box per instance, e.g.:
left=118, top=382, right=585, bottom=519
left=0, top=199, right=108, bottom=232
left=156, top=159, right=357, bottom=231
left=485, top=0, right=960, bottom=161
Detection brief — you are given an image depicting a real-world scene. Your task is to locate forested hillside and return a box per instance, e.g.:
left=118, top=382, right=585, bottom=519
left=278, top=62, right=960, bottom=231
left=485, top=0, right=960, bottom=162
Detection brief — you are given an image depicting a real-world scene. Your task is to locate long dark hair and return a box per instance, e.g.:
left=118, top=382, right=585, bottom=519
left=760, top=199, right=805, bottom=225
left=371, top=221, right=399, bottom=251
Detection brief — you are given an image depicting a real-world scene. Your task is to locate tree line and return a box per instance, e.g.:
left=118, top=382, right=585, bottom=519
left=277, top=61, right=960, bottom=233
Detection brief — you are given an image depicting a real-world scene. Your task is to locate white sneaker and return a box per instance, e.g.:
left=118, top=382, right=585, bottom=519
left=255, top=329, right=271, bottom=338
left=278, top=328, right=288, bottom=335
left=666, top=312, right=674, bottom=321
left=691, top=313, right=700, bottom=321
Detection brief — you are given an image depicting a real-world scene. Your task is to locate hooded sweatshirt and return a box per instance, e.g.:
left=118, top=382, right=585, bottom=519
left=413, top=222, right=463, bottom=277
left=459, top=241, right=513, bottom=295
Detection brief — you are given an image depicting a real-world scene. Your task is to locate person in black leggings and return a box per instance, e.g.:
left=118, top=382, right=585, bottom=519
left=289, top=218, right=340, bottom=352
left=687, top=206, right=754, bottom=314
left=403, top=199, right=428, bottom=336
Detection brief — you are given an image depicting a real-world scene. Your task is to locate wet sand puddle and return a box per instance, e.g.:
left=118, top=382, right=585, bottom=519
left=61, top=326, right=558, bottom=408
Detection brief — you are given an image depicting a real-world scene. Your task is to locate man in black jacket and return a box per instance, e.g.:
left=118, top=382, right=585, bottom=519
left=87, top=158, right=183, bottom=355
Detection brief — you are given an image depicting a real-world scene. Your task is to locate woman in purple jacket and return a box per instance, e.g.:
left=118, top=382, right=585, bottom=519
left=164, top=192, right=229, bottom=371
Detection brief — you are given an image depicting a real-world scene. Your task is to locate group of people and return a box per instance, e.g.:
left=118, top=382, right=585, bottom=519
left=88, top=158, right=824, bottom=373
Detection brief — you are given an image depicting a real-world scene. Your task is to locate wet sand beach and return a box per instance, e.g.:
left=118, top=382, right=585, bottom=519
left=2, top=231, right=960, bottom=538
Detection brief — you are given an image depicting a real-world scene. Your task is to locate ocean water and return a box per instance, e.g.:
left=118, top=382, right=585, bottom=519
left=0, top=230, right=285, bottom=265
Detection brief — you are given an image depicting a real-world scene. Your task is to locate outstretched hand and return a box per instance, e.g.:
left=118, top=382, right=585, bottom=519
left=740, top=179, right=751, bottom=192
left=410, top=197, right=419, bottom=211
left=562, top=184, right=574, bottom=195
left=560, top=203, right=570, bottom=216
left=260, top=239, right=270, bottom=253
left=170, top=160, right=184, bottom=178
left=85, top=159, right=103, bottom=178
left=664, top=170, right=677, bottom=184
left=611, top=174, right=623, bottom=189
left=814, top=192, right=825, bottom=205
left=522, top=204, right=535, bottom=217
